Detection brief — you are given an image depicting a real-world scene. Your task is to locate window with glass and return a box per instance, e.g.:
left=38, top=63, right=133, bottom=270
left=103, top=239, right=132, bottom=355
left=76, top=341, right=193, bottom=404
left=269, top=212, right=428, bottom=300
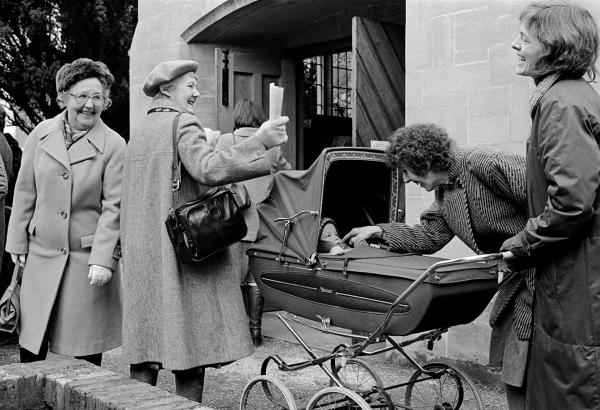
left=303, top=51, right=352, bottom=120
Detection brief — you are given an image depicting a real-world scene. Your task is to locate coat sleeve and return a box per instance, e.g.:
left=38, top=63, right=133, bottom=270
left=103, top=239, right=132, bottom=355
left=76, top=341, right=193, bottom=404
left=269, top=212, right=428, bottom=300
left=5, top=131, right=38, bottom=255
left=378, top=191, right=455, bottom=254
left=511, top=96, right=600, bottom=257
left=469, top=151, right=527, bottom=210
left=267, top=146, right=292, bottom=172
left=176, top=114, right=272, bottom=186
left=88, top=133, right=126, bottom=270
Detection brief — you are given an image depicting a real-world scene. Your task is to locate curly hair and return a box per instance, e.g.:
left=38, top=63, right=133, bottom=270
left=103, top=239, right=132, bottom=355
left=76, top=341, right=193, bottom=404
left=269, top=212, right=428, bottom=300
left=519, top=1, right=599, bottom=80
left=55, top=58, right=114, bottom=107
left=385, top=123, right=452, bottom=177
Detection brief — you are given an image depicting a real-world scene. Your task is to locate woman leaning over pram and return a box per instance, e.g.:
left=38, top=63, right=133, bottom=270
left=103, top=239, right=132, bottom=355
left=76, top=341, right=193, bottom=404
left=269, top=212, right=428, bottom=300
left=343, top=123, right=532, bottom=410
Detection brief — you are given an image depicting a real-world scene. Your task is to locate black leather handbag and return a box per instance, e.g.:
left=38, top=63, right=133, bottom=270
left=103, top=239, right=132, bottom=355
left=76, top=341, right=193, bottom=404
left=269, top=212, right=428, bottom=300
left=165, top=113, right=249, bottom=264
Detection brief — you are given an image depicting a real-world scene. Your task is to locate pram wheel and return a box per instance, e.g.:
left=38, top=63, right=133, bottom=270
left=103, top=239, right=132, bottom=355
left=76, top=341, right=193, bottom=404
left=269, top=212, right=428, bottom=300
left=330, top=358, right=382, bottom=393
left=306, top=386, right=372, bottom=409
left=239, top=375, right=298, bottom=410
left=330, top=358, right=393, bottom=410
left=404, top=362, right=483, bottom=410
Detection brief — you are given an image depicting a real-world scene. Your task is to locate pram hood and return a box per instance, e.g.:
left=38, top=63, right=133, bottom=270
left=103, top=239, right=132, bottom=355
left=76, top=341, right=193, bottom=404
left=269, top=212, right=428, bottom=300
left=252, top=147, right=402, bottom=264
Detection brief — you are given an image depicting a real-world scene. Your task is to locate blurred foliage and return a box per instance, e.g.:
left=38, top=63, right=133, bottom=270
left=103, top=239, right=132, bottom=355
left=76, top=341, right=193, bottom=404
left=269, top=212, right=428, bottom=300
left=0, top=0, right=136, bottom=139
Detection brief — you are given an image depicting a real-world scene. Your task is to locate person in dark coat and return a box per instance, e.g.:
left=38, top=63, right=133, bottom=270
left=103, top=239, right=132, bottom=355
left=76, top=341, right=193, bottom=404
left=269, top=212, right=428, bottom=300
left=0, top=106, right=21, bottom=207
left=121, top=60, right=289, bottom=403
left=216, top=99, right=292, bottom=347
left=500, top=2, right=600, bottom=408
left=343, top=123, right=532, bottom=409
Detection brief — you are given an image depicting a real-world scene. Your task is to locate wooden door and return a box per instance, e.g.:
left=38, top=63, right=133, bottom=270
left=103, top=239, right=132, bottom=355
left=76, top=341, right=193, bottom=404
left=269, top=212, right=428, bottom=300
left=352, top=17, right=405, bottom=146
left=216, top=49, right=296, bottom=167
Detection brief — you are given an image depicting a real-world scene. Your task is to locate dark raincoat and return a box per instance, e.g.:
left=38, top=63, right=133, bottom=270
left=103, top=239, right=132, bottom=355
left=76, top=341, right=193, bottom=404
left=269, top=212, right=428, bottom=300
left=507, top=78, right=600, bottom=409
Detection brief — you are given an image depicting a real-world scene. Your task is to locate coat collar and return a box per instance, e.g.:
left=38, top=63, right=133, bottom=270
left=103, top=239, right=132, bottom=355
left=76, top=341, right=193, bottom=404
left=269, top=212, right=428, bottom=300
left=233, top=127, right=257, bottom=138
left=148, top=95, right=185, bottom=114
left=38, top=111, right=107, bottom=169
left=446, top=146, right=467, bottom=186
left=437, top=146, right=479, bottom=252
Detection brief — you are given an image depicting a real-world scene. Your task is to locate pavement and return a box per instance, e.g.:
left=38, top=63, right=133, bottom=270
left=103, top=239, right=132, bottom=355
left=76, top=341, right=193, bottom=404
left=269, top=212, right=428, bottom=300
left=0, top=312, right=509, bottom=409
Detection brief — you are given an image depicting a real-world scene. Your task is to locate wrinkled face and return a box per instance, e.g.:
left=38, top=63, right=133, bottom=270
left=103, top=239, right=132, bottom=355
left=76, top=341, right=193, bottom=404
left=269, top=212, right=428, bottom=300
left=164, top=71, right=199, bottom=113
left=402, top=168, right=448, bottom=192
left=65, top=77, right=105, bottom=131
left=511, top=23, right=544, bottom=78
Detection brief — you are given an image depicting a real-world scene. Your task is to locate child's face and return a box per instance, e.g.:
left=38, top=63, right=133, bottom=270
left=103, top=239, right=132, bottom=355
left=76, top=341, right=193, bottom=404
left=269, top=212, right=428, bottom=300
left=320, top=223, right=342, bottom=244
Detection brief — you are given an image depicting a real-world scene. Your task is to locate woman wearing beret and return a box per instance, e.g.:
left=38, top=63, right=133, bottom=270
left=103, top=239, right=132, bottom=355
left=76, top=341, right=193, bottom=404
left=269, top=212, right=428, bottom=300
left=120, top=60, right=289, bottom=402
left=6, top=58, right=124, bottom=365
left=501, top=2, right=600, bottom=408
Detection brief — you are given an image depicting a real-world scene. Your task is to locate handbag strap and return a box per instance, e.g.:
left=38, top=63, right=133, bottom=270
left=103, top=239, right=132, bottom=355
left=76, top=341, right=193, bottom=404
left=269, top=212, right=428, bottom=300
left=170, top=113, right=183, bottom=206
left=10, top=263, right=23, bottom=287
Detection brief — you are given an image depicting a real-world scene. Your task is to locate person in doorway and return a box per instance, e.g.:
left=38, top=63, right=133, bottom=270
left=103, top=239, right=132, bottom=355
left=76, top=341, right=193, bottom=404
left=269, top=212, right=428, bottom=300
left=5, top=58, right=124, bottom=365
left=121, top=60, right=290, bottom=403
left=343, top=123, right=532, bottom=409
left=500, top=2, right=600, bottom=408
left=215, top=98, right=292, bottom=347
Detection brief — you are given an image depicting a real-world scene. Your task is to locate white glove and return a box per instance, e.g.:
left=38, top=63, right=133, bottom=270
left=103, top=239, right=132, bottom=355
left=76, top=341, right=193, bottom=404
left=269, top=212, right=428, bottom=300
left=88, top=264, right=112, bottom=287
left=255, top=116, right=289, bottom=149
left=10, top=254, right=26, bottom=266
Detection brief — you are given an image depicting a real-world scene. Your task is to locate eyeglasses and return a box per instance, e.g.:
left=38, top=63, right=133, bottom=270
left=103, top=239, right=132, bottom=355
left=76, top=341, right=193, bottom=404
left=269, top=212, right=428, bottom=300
left=68, top=93, right=111, bottom=108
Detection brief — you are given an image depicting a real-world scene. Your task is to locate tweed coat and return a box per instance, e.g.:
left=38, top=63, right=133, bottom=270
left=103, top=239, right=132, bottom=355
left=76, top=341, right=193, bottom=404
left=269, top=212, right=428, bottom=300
left=378, top=146, right=534, bottom=386
left=503, top=78, right=600, bottom=409
left=121, top=97, right=275, bottom=370
left=5, top=111, right=124, bottom=356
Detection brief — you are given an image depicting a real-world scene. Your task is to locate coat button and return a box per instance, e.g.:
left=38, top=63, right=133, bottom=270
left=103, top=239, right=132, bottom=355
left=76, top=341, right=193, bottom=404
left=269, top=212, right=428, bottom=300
left=59, top=211, right=67, bottom=219
left=62, top=172, right=69, bottom=180
left=60, top=248, right=67, bottom=255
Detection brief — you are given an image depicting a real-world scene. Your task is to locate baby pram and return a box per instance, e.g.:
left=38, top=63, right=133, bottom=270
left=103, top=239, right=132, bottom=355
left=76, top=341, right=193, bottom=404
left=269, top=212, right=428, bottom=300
left=241, top=147, right=510, bottom=409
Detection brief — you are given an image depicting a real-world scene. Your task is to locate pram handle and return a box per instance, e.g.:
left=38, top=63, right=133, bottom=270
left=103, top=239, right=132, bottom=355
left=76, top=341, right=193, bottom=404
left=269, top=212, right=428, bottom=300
left=363, top=251, right=514, bottom=346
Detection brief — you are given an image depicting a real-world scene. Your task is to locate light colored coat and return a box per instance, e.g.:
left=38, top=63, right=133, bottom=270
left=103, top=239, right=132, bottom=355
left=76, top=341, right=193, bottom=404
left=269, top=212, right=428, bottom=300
left=5, top=111, right=124, bottom=356
left=121, top=97, right=274, bottom=370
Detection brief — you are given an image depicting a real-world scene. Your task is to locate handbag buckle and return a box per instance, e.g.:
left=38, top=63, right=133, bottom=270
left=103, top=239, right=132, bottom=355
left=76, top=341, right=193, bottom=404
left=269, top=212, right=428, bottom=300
left=172, top=180, right=180, bottom=191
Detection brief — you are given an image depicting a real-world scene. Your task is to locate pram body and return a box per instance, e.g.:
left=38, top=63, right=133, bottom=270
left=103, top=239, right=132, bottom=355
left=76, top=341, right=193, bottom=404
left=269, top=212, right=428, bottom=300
left=248, top=147, right=498, bottom=336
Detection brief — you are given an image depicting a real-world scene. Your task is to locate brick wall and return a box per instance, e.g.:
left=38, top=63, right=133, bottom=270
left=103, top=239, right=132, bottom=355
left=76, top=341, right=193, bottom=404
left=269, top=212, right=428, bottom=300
left=0, top=358, right=209, bottom=409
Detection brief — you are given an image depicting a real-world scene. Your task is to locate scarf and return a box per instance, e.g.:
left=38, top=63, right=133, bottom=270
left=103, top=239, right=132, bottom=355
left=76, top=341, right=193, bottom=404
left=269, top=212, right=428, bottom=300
left=528, top=73, right=561, bottom=118
left=63, top=114, right=91, bottom=150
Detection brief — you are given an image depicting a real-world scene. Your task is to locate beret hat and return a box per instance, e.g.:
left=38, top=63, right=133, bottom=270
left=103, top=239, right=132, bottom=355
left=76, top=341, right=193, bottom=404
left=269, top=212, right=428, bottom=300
left=142, top=59, right=199, bottom=97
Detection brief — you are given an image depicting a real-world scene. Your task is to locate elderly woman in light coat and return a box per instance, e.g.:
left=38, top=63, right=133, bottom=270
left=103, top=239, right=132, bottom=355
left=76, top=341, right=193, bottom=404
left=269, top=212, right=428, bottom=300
left=120, top=60, right=289, bottom=403
left=6, top=58, right=124, bottom=365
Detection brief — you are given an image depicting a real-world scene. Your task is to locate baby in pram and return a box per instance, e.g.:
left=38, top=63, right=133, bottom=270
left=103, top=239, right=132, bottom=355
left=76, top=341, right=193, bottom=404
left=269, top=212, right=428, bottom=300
left=318, top=217, right=369, bottom=255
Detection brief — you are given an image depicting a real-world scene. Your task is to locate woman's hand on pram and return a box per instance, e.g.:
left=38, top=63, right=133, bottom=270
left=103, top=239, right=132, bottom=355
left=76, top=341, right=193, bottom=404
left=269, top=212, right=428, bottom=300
left=255, top=116, right=289, bottom=149
left=342, top=225, right=382, bottom=247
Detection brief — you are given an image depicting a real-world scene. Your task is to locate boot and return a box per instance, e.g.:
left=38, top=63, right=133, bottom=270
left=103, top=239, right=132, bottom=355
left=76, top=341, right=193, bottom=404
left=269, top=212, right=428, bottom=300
left=174, top=367, right=205, bottom=403
left=130, top=362, right=160, bottom=386
left=247, top=284, right=264, bottom=347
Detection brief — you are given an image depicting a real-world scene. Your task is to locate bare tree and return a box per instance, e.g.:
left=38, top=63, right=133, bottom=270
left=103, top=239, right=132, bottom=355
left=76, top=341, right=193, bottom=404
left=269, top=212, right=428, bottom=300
left=0, top=0, right=136, bottom=139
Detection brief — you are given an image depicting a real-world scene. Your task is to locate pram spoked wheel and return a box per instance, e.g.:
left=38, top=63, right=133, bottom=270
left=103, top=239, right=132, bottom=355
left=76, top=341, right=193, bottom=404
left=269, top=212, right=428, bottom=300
left=330, top=358, right=382, bottom=393
left=239, top=375, right=298, bottom=410
left=306, top=386, right=372, bottom=409
left=330, top=357, right=394, bottom=410
left=404, top=362, right=483, bottom=410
